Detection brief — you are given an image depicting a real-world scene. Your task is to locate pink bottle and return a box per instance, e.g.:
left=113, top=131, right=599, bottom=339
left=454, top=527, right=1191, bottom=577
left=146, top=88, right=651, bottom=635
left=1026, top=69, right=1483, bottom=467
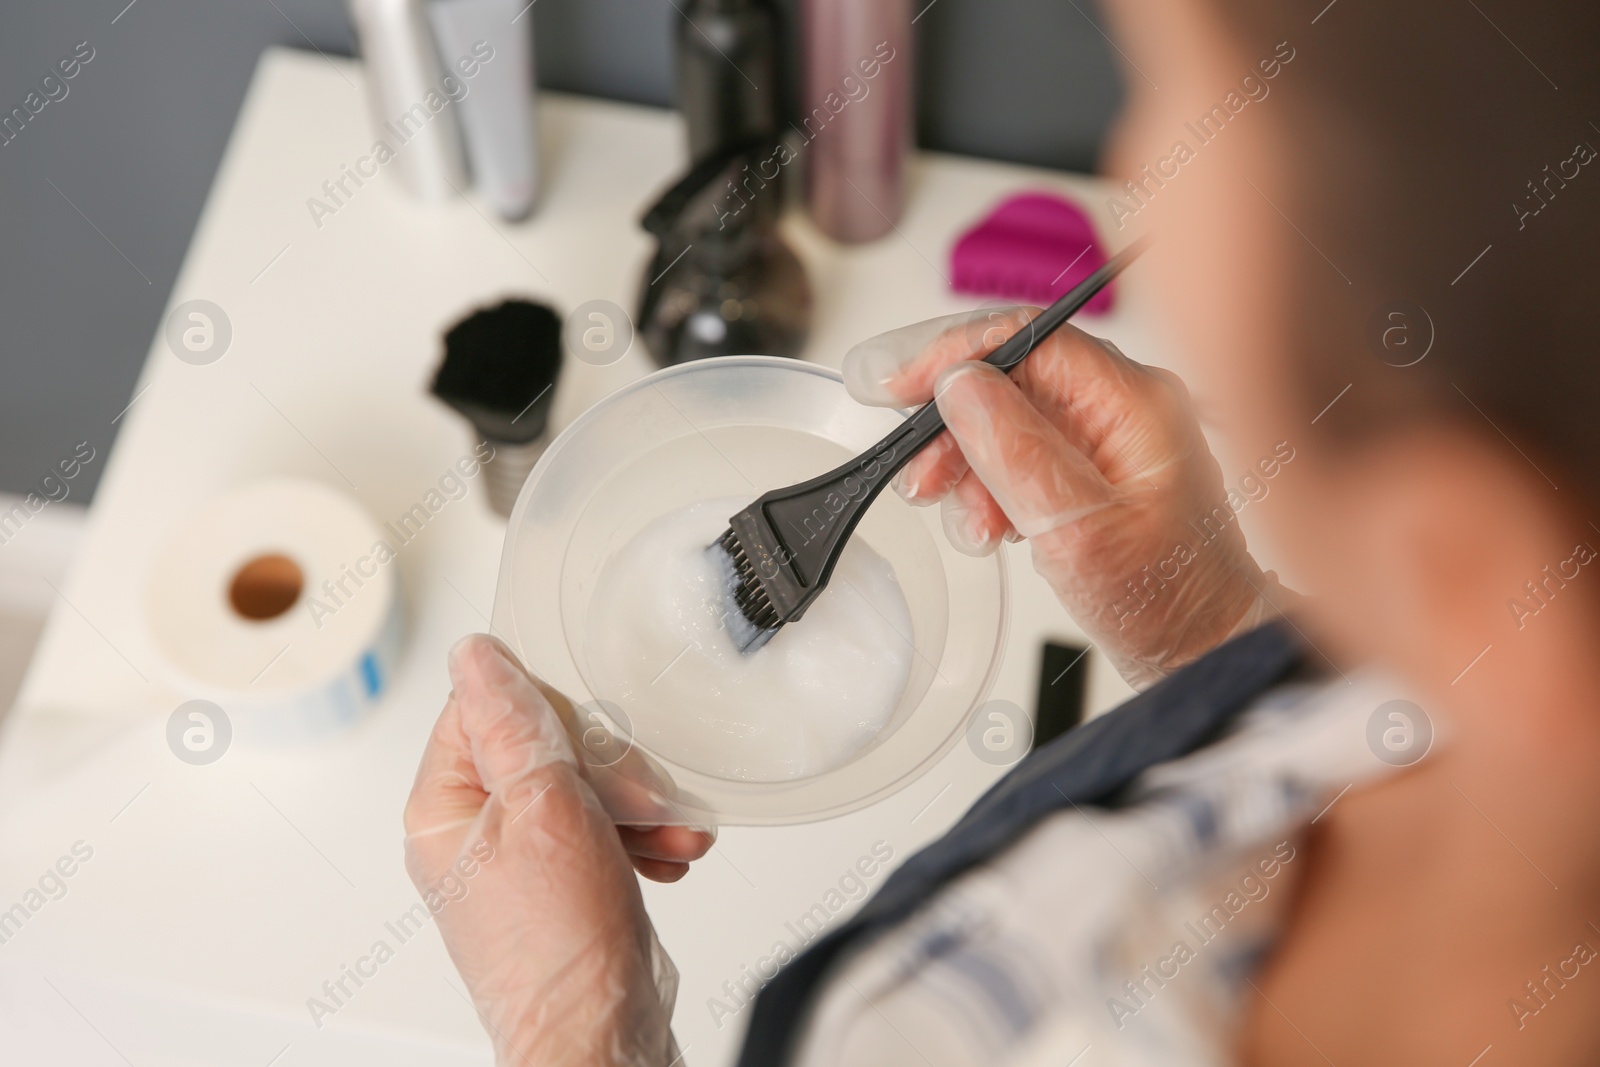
left=799, top=0, right=914, bottom=243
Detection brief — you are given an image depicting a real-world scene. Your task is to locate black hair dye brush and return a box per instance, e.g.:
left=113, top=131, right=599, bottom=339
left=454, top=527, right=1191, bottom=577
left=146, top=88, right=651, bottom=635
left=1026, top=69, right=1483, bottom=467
left=710, top=237, right=1148, bottom=653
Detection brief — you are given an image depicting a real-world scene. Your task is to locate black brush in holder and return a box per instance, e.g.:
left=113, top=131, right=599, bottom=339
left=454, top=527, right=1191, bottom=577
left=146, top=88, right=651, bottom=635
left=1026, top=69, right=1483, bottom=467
left=431, top=299, right=564, bottom=517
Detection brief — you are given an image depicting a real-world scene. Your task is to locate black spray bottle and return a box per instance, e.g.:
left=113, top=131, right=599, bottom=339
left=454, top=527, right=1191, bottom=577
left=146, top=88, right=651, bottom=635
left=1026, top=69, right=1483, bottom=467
left=637, top=141, right=811, bottom=367
left=675, top=0, right=784, bottom=165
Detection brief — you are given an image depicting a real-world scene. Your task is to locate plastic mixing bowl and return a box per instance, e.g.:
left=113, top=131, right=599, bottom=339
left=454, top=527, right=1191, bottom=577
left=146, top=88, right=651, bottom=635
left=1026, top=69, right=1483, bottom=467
left=492, top=357, right=1007, bottom=825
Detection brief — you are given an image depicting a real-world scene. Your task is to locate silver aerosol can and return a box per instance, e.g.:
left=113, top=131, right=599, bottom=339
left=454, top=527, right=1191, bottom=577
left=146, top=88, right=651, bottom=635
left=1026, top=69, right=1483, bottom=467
left=428, top=0, right=540, bottom=220
left=347, top=0, right=468, bottom=201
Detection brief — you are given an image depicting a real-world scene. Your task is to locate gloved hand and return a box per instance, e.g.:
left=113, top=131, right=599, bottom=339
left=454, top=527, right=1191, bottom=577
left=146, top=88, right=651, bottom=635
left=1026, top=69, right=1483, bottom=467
left=404, top=635, right=710, bottom=1066
left=845, top=308, right=1290, bottom=688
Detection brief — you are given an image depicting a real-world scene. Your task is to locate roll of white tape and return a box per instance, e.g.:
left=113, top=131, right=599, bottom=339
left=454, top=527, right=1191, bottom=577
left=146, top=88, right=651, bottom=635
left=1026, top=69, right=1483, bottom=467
left=145, top=479, right=403, bottom=746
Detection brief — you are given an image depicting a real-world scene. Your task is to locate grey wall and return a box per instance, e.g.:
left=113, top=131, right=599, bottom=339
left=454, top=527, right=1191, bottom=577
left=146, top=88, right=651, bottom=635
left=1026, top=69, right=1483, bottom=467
left=0, top=0, right=1121, bottom=501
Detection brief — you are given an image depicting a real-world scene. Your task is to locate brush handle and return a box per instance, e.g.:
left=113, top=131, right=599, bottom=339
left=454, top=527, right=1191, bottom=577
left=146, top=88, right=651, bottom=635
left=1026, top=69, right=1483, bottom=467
left=862, top=236, right=1151, bottom=484
left=739, top=239, right=1147, bottom=617
left=989, top=238, right=1150, bottom=368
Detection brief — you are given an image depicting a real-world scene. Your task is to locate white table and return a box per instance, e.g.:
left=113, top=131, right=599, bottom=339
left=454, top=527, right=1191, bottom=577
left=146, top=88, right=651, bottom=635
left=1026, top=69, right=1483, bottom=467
left=0, top=47, right=1220, bottom=1067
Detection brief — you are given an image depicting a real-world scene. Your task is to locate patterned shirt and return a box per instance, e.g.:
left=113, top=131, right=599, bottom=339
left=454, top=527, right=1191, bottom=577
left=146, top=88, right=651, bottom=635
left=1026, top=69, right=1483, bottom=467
left=789, top=672, right=1418, bottom=1067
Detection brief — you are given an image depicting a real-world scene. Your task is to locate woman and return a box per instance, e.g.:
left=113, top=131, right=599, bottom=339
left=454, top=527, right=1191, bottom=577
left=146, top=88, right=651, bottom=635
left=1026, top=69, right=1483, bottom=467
left=402, top=0, right=1600, bottom=1062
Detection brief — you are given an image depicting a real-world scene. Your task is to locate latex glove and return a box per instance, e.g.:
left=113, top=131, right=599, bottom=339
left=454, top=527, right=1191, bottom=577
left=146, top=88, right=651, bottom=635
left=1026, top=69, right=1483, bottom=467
left=845, top=308, right=1290, bottom=688
left=403, top=635, right=708, bottom=1066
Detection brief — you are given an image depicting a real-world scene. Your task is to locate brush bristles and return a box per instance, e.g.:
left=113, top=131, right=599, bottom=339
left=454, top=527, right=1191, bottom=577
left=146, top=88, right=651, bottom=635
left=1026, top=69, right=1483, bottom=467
left=716, top=528, right=781, bottom=635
